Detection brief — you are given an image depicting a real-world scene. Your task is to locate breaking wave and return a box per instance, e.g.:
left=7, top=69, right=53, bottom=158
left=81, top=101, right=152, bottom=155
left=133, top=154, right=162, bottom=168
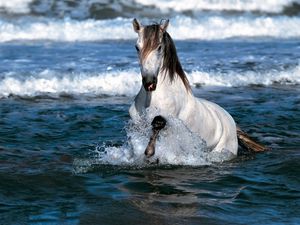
left=188, top=65, right=300, bottom=87
left=1, top=0, right=299, bottom=18
left=1, top=0, right=300, bottom=42
left=135, top=0, right=298, bottom=14
left=1, top=15, right=300, bottom=42
left=1, top=65, right=299, bottom=98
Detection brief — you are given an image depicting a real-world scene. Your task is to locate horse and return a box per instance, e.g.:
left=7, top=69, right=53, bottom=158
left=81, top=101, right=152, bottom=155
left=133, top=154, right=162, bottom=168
left=129, top=18, right=268, bottom=161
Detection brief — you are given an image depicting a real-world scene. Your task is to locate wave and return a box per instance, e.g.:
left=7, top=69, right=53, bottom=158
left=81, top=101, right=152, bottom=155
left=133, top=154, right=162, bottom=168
left=135, top=0, right=298, bottom=14
left=1, top=66, right=299, bottom=98
left=1, top=0, right=299, bottom=19
left=0, top=69, right=141, bottom=98
left=0, top=17, right=135, bottom=42
left=0, top=0, right=32, bottom=14
left=188, top=65, right=300, bottom=86
left=1, top=15, right=300, bottom=42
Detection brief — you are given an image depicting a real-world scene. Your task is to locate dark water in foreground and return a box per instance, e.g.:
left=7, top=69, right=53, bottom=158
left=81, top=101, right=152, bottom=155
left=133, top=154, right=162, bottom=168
left=0, top=40, right=300, bottom=224
left=1, top=87, right=300, bottom=224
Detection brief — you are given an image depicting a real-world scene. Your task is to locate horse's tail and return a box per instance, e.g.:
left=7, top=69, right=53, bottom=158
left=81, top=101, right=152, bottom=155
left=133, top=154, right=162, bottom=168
left=237, top=127, right=269, bottom=152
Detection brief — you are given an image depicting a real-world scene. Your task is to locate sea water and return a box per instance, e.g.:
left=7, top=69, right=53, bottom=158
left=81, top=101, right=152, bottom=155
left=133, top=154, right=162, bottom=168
left=0, top=0, right=300, bottom=224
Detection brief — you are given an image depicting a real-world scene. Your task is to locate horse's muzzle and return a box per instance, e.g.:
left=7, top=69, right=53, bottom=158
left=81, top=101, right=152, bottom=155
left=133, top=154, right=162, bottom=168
left=142, top=77, right=157, bottom=92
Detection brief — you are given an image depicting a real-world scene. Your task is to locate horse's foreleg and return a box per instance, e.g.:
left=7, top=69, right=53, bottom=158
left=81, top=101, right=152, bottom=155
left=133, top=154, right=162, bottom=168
left=145, top=115, right=166, bottom=157
left=144, top=129, right=159, bottom=157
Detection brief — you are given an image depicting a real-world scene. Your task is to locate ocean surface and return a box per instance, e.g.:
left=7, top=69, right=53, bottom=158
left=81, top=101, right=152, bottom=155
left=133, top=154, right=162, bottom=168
left=1, top=0, right=300, bottom=224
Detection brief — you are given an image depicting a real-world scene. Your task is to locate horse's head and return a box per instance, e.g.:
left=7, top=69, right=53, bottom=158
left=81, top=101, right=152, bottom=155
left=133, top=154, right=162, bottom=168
left=133, top=18, right=169, bottom=92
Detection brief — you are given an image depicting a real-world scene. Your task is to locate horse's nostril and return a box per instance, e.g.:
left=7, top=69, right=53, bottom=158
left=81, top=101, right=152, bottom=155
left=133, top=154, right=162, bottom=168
left=148, top=83, right=156, bottom=91
left=143, top=82, right=156, bottom=92
left=142, top=76, right=157, bottom=92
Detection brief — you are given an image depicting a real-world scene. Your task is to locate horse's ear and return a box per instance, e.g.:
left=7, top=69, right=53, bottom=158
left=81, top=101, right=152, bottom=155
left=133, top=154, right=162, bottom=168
left=160, top=19, right=169, bottom=32
left=133, top=18, right=141, bottom=33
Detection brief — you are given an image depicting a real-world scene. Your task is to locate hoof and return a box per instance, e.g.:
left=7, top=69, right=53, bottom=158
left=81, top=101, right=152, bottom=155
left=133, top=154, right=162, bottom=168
left=145, top=158, right=159, bottom=165
left=151, top=115, right=166, bottom=130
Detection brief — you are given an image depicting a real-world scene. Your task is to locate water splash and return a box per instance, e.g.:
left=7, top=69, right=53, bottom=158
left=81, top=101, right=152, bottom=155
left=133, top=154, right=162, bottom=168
left=73, top=109, right=238, bottom=173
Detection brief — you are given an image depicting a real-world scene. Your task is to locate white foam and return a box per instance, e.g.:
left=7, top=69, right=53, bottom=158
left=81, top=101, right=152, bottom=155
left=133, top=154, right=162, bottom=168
left=169, top=15, right=300, bottom=40
left=0, top=0, right=296, bottom=17
left=1, top=15, right=300, bottom=42
left=0, top=0, right=33, bottom=14
left=1, top=65, right=300, bottom=98
left=0, top=17, right=135, bottom=42
left=74, top=111, right=236, bottom=171
left=135, top=0, right=295, bottom=13
left=0, top=69, right=141, bottom=98
left=189, top=64, right=300, bottom=87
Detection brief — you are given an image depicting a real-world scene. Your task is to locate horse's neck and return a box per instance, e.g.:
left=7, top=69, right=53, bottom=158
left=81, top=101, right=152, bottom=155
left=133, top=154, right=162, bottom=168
left=155, top=71, right=183, bottom=96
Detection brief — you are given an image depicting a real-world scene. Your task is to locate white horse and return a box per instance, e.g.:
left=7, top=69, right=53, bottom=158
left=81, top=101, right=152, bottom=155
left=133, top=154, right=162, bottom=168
left=129, top=19, right=267, bottom=160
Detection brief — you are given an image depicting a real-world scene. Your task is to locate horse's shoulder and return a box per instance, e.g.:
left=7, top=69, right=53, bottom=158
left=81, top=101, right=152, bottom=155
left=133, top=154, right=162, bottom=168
left=194, top=97, right=234, bottom=123
left=196, top=98, right=224, bottom=112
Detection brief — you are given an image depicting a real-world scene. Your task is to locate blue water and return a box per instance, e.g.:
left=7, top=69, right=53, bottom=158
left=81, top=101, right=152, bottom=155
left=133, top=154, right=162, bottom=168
left=1, top=1, right=300, bottom=224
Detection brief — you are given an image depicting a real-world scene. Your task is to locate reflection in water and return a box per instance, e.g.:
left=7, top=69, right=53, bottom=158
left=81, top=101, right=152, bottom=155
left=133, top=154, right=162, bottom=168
left=113, top=165, right=240, bottom=218
left=72, top=152, right=300, bottom=224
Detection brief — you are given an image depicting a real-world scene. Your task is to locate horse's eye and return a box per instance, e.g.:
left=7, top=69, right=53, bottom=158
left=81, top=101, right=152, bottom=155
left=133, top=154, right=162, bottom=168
left=135, top=45, right=140, bottom=52
left=158, top=45, right=162, bottom=52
